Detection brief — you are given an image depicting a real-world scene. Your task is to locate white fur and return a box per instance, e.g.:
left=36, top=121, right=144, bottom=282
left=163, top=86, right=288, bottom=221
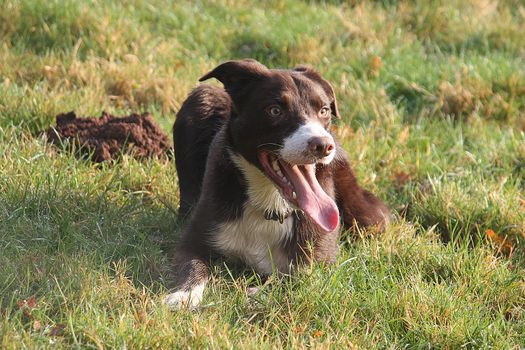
left=213, top=153, right=294, bottom=275
left=230, top=152, right=291, bottom=214
left=280, top=122, right=335, bottom=165
left=164, top=283, right=205, bottom=309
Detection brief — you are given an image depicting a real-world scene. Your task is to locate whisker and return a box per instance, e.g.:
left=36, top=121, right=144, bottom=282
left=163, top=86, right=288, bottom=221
left=257, top=143, right=283, bottom=149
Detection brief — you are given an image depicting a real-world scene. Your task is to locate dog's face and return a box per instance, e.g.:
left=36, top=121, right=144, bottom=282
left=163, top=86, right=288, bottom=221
left=200, top=59, right=340, bottom=232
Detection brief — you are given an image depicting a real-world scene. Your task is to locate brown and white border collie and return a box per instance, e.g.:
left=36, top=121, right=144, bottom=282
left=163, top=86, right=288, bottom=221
left=165, top=59, right=390, bottom=308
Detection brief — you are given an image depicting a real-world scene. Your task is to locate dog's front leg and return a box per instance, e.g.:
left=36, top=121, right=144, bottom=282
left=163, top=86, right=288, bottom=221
left=164, top=249, right=209, bottom=309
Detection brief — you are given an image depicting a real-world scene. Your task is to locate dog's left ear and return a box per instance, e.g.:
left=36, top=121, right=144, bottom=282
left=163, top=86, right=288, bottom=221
left=199, top=60, right=269, bottom=111
left=294, top=66, right=340, bottom=118
left=199, top=59, right=269, bottom=95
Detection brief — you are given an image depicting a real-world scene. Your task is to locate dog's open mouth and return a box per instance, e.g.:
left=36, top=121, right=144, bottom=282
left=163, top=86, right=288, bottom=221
left=258, top=150, right=339, bottom=232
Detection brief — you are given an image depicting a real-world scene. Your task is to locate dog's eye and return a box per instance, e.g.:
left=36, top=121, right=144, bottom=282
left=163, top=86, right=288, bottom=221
left=319, top=106, right=330, bottom=118
left=267, top=106, right=282, bottom=117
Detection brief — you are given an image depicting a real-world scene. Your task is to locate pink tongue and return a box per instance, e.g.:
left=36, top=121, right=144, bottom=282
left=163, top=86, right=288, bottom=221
left=283, top=163, right=339, bottom=232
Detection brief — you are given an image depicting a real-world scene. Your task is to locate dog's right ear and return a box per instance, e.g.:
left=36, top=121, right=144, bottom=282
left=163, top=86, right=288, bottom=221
left=293, top=66, right=340, bottom=119
left=199, top=59, right=268, bottom=92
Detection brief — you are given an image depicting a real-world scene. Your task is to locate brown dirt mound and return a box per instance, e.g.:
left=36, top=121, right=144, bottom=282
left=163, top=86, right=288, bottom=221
left=46, top=111, right=171, bottom=162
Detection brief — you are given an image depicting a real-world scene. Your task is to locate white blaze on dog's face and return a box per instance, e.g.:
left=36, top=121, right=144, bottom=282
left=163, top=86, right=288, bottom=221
left=279, top=121, right=336, bottom=166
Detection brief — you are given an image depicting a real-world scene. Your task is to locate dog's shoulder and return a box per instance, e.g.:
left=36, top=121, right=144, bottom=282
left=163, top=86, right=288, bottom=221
left=180, top=84, right=232, bottom=117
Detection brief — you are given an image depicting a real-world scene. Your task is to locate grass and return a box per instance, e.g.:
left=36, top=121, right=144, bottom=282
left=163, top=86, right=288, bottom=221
left=0, top=0, right=524, bottom=348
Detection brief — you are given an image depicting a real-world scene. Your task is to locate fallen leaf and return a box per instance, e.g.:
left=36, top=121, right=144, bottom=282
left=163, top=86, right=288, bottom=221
left=398, top=126, right=410, bottom=144
left=391, top=171, right=412, bottom=189
left=312, top=330, right=323, bottom=338
left=294, top=325, right=304, bottom=334
left=49, top=324, right=66, bottom=337
left=486, top=229, right=514, bottom=255
left=17, top=295, right=37, bottom=318
left=17, top=295, right=37, bottom=309
left=33, top=320, right=42, bottom=331
left=26, top=295, right=37, bottom=309
left=369, top=55, right=383, bottom=76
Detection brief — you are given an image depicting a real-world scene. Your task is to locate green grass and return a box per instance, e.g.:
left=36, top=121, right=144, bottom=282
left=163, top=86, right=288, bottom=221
left=1, top=0, right=524, bottom=348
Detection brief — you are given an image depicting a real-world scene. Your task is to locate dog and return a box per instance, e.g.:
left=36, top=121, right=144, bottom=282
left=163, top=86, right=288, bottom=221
left=165, top=59, right=390, bottom=308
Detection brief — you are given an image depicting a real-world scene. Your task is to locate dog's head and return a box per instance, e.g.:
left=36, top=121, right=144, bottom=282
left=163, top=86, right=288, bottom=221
left=200, top=59, right=340, bottom=232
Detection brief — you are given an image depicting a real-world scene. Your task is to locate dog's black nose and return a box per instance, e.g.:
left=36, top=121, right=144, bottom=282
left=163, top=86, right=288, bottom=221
left=308, top=136, right=335, bottom=158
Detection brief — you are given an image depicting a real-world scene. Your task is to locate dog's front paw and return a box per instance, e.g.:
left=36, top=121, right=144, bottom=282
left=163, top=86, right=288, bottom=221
left=163, top=284, right=205, bottom=310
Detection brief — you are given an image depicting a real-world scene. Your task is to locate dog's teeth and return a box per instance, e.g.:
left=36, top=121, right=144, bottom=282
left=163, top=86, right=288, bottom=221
left=272, top=160, right=280, bottom=171
left=276, top=169, right=284, bottom=178
left=292, top=191, right=297, bottom=199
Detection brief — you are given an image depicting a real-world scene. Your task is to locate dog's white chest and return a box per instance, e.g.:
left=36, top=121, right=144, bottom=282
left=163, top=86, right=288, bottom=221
left=212, top=152, right=296, bottom=274
left=213, top=206, right=293, bottom=274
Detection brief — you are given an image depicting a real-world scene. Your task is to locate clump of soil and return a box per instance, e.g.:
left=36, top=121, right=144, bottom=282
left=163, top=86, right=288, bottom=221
left=46, top=111, right=171, bottom=162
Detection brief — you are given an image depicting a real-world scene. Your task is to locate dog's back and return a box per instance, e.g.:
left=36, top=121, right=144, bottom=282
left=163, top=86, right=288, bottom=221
left=174, top=85, right=231, bottom=219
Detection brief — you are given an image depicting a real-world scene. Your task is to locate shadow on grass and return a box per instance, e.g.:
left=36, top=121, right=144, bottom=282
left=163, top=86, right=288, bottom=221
left=0, top=183, right=183, bottom=308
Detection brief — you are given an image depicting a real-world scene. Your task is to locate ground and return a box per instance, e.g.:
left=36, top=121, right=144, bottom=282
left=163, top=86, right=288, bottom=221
left=1, top=0, right=524, bottom=348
